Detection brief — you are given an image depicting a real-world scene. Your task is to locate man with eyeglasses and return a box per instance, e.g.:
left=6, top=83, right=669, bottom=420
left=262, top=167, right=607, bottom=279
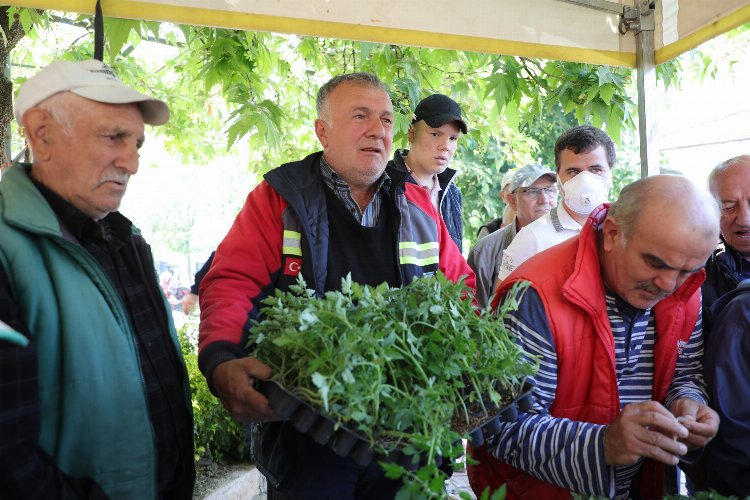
left=495, top=125, right=615, bottom=284
left=468, top=163, right=557, bottom=309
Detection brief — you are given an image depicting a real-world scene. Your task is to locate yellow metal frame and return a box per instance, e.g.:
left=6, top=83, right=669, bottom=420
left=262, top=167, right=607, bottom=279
left=655, top=3, right=750, bottom=64
left=7, top=0, right=750, bottom=67
left=6, top=0, right=635, bottom=67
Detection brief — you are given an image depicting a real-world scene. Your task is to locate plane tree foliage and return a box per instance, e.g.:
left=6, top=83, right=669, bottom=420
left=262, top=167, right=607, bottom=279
left=3, top=7, right=712, bottom=243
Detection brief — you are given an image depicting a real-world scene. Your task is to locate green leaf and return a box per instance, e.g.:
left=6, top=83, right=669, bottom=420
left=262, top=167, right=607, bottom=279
left=105, top=18, right=140, bottom=61
left=597, top=66, right=615, bottom=86
left=505, top=97, right=520, bottom=131
left=18, top=9, right=32, bottom=35
left=380, top=461, right=406, bottom=480
left=360, top=42, right=375, bottom=61
left=585, top=84, right=599, bottom=104
left=451, top=80, right=470, bottom=101
left=490, top=484, right=507, bottom=500
left=598, top=84, right=616, bottom=105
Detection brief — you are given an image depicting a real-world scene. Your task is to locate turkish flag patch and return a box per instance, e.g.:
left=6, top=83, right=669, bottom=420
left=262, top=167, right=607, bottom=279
left=284, top=257, right=302, bottom=276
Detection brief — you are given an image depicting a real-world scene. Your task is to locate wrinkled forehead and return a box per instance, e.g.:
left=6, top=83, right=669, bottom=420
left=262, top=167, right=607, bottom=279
left=629, top=213, right=717, bottom=263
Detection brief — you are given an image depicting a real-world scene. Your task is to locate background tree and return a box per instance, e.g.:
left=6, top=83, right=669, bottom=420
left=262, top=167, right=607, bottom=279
left=0, top=7, right=33, bottom=166
left=5, top=8, right=719, bottom=249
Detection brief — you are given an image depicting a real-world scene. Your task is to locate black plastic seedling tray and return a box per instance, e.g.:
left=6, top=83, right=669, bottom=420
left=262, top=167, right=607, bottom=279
left=256, top=379, right=377, bottom=466
left=464, top=380, right=534, bottom=448
left=256, top=378, right=534, bottom=467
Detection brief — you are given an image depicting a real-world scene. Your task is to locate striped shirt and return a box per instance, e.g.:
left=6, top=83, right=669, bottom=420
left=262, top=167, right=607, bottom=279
left=488, top=287, right=707, bottom=498
left=319, top=155, right=391, bottom=227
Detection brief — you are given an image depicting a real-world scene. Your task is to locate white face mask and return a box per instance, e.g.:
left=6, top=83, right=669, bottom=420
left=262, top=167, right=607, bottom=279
left=559, top=171, right=610, bottom=215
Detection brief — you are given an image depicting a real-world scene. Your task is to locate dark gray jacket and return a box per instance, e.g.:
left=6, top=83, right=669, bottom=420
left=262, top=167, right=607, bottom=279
left=702, top=240, right=747, bottom=338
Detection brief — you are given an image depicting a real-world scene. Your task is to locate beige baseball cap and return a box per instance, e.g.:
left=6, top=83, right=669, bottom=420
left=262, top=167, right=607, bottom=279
left=14, top=59, right=169, bottom=125
left=508, top=163, right=556, bottom=192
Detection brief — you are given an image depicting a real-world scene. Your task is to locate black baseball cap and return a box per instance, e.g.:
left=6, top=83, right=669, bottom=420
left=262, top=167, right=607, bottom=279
left=413, top=94, right=467, bottom=134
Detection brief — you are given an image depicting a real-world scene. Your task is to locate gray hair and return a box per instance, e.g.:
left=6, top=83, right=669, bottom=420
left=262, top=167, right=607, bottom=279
left=35, top=91, right=78, bottom=135
left=707, top=155, right=750, bottom=195
left=607, top=179, right=643, bottom=241
left=609, top=174, right=720, bottom=243
left=316, top=72, right=388, bottom=121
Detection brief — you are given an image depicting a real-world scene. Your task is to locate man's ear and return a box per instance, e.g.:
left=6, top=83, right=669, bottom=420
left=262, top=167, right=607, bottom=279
left=314, top=119, right=328, bottom=149
left=601, top=216, right=621, bottom=252
left=407, top=125, right=415, bottom=144
left=507, top=191, right=518, bottom=212
left=22, top=108, right=53, bottom=161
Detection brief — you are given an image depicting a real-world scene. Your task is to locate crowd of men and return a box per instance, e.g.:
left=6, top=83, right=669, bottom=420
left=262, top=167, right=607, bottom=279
left=0, top=59, right=748, bottom=499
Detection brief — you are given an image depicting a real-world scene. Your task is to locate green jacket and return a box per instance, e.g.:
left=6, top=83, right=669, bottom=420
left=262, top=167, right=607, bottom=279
left=0, top=164, right=185, bottom=499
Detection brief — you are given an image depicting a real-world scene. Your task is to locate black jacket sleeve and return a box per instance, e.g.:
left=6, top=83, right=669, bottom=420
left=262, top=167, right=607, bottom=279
left=191, top=251, right=216, bottom=295
left=704, top=291, right=750, bottom=496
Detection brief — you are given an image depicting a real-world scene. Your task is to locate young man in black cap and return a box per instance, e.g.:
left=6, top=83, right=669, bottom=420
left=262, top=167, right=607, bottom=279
left=387, top=94, right=467, bottom=252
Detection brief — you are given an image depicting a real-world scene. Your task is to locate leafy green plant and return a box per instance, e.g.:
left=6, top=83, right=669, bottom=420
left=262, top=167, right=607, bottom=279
left=249, top=272, right=536, bottom=498
left=178, top=321, right=247, bottom=462
left=661, top=493, right=745, bottom=500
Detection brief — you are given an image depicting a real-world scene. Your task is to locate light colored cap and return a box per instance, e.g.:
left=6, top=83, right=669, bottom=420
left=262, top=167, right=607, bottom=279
left=14, top=59, right=169, bottom=125
left=508, top=163, right=556, bottom=192
left=501, top=169, right=516, bottom=189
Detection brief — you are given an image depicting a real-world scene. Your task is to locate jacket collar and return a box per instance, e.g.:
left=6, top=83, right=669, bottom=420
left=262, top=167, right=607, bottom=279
left=0, top=163, right=63, bottom=237
left=389, top=148, right=457, bottom=189
left=711, top=236, right=747, bottom=272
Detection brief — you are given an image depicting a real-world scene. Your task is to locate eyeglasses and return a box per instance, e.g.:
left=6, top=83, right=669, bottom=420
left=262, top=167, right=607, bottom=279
left=517, top=186, right=558, bottom=199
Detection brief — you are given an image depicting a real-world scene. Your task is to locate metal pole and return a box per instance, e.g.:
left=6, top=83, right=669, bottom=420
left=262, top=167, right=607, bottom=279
left=634, top=1, right=658, bottom=177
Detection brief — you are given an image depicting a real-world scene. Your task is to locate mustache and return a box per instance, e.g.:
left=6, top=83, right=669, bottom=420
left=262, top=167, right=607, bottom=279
left=636, top=281, right=667, bottom=296
left=99, top=174, right=130, bottom=184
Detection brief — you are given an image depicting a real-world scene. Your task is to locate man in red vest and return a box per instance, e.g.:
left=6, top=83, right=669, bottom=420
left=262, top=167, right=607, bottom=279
left=469, top=175, right=720, bottom=499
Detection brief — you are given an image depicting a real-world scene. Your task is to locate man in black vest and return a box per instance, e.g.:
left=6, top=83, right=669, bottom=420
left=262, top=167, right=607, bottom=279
left=198, top=73, right=475, bottom=499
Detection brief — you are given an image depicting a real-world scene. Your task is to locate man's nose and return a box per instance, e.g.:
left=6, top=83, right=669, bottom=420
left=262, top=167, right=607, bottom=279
left=653, top=270, right=680, bottom=294
left=736, top=201, right=750, bottom=225
left=366, top=116, right=385, bottom=138
left=117, top=144, right=140, bottom=175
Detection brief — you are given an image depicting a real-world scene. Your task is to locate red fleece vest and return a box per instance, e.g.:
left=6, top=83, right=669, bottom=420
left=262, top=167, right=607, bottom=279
left=468, top=204, right=703, bottom=500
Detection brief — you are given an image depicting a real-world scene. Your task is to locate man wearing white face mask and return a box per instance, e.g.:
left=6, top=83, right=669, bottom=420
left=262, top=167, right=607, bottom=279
left=494, top=125, right=615, bottom=283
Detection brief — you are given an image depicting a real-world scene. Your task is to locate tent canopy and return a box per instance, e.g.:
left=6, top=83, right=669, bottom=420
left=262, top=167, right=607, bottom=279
left=7, top=0, right=750, bottom=67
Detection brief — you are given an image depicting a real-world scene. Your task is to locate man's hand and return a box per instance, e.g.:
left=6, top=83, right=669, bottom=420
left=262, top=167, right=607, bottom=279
left=669, top=398, right=719, bottom=450
left=604, top=401, right=689, bottom=467
left=211, top=357, right=279, bottom=422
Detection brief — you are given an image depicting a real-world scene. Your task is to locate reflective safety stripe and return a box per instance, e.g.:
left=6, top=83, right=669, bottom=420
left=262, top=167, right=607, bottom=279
left=282, top=230, right=302, bottom=256
left=399, top=241, right=439, bottom=266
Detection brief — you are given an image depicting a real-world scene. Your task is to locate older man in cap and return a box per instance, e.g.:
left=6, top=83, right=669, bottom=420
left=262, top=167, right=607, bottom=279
left=387, top=93, right=467, bottom=251
left=467, top=164, right=558, bottom=309
left=470, top=175, right=720, bottom=499
left=0, top=60, right=194, bottom=498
